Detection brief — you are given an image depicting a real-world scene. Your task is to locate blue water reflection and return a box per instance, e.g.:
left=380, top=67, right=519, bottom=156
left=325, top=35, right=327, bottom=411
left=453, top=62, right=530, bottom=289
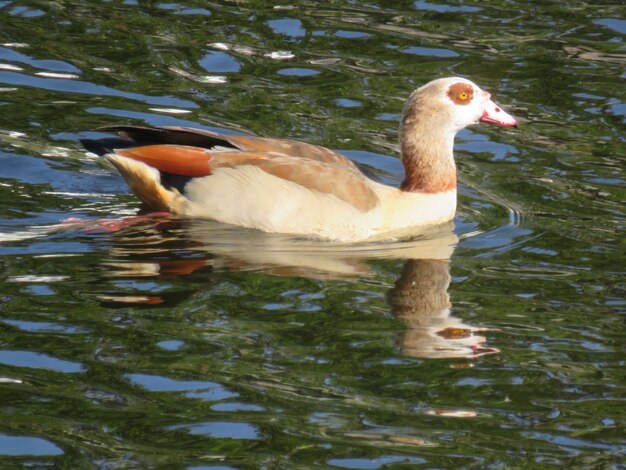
left=0, top=434, right=63, bottom=456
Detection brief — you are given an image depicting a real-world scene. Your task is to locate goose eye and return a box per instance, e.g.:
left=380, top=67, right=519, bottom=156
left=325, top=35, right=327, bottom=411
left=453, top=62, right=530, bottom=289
left=447, top=82, right=474, bottom=106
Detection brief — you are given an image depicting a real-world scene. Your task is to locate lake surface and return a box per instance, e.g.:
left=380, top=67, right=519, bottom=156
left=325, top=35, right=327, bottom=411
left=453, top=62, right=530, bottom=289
left=0, top=0, right=624, bottom=468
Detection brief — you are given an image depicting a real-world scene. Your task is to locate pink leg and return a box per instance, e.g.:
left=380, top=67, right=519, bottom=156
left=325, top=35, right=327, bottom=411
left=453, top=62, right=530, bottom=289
left=59, top=212, right=172, bottom=233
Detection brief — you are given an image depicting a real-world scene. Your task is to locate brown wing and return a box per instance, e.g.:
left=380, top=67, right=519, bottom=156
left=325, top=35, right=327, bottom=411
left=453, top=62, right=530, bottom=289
left=216, top=134, right=362, bottom=173
left=98, top=125, right=362, bottom=173
left=114, top=144, right=379, bottom=212
left=215, top=153, right=378, bottom=212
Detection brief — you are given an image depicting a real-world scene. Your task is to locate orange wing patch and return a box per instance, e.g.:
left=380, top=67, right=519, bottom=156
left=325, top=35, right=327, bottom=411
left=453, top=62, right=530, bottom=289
left=116, top=145, right=212, bottom=177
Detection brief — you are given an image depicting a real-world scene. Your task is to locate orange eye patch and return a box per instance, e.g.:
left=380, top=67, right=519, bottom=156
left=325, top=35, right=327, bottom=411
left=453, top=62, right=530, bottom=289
left=447, top=82, right=474, bottom=105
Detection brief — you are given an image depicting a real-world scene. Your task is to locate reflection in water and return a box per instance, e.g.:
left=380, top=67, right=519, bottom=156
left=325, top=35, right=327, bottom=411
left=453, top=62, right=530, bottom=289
left=94, top=217, right=499, bottom=359
left=182, top=218, right=459, bottom=279
left=388, top=259, right=499, bottom=359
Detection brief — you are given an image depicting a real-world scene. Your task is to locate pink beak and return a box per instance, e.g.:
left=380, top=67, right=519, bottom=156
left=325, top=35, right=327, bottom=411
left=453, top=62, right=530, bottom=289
left=480, top=97, right=518, bottom=127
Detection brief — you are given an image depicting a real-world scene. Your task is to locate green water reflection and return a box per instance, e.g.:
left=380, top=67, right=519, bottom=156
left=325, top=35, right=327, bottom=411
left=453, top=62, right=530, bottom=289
left=0, top=0, right=624, bottom=467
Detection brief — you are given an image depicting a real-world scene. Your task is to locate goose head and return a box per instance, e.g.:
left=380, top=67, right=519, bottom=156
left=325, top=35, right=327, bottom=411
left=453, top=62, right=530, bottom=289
left=402, top=77, right=517, bottom=137
left=399, top=77, right=517, bottom=193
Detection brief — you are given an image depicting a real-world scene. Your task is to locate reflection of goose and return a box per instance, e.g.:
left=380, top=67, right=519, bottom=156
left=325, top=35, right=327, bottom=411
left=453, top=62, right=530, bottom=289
left=82, top=77, right=516, bottom=241
left=102, top=219, right=498, bottom=359
left=180, top=220, right=458, bottom=278
left=388, top=259, right=499, bottom=359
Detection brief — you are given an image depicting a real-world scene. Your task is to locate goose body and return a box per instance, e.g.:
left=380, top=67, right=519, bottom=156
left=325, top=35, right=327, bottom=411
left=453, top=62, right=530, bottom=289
left=82, top=77, right=517, bottom=242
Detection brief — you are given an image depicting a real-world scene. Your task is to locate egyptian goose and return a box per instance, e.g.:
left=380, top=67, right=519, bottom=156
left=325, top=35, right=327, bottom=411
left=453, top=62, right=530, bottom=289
left=82, top=77, right=517, bottom=242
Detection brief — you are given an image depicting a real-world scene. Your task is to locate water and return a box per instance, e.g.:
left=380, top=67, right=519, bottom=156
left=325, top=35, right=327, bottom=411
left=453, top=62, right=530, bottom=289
left=0, top=0, right=624, bottom=467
